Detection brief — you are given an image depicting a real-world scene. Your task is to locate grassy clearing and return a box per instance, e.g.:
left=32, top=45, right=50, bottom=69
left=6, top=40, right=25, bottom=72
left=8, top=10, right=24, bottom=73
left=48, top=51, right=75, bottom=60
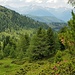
left=0, top=50, right=72, bottom=75
left=0, top=58, right=50, bottom=75
left=0, top=58, right=23, bottom=75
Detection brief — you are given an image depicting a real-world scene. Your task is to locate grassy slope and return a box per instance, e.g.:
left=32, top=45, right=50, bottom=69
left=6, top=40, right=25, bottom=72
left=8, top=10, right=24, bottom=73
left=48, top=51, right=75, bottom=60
left=0, top=58, right=21, bottom=75
left=0, top=49, right=72, bottom=75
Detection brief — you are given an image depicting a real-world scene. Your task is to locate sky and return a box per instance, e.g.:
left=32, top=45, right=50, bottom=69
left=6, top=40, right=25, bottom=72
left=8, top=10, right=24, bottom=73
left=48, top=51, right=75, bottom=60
left=0, top=0, right=72, bottom=8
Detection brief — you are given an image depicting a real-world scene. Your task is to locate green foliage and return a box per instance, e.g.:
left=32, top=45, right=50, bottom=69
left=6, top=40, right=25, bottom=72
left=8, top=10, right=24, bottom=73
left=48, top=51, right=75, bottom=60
left=0, top=53, right=3, bottom=59
left=18, top=33, right=30, bottom=53
left=2, top=36, right=16, bottom=58
left=59, top=26, right=68, bottom=33
left=59, top=39, right=65, bottom=50
left=10, top=46, right=16, bottom=58
left=14, top=58, right=75, bottom=75
left=55, top=50, right=63, bottom=63
left=3, top=44, right=11, bottom=57
left=11, top=59, right=26, bottom=65
left=16, top=33, right=30, bottom=59
left=59, top=11, right=75, bottom=51
left=54, top=33, right=60, bottom=51
left=18, top=49, right=24, bottom=59
left=27, top=27, right=57, bottom=60
left=3, top=36, right=10, bottom=50
left=27, top=28, right=49, bottom=60
left=46, top=27, right=56, bottom=56
left=68, top=11, right=75, bottom=32
left=39, top=61, right=75, bottom=75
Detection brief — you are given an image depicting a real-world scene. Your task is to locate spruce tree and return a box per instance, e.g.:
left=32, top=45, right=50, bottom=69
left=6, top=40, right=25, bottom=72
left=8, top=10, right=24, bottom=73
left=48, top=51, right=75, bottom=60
left=17, top=33, right=30, bottom=55
left=3, top=44, right=11, bottom=57
left=46, top=27, right=55, bottom=56
left=10, top=46, right=16, bottom=58
left=27, top=27, right=49, bottom=60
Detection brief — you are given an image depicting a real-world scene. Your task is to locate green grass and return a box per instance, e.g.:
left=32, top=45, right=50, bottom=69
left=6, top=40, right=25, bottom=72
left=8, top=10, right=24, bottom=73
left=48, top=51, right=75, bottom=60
left=0, top=58, right=24, bottom=75
left=0, top=50, right=73, bottom=75
left=0, top=58, right=51, bottom=75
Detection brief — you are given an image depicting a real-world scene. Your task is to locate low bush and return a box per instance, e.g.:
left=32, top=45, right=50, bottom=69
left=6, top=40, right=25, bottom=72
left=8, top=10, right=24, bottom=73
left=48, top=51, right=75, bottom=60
left=0, top=53, right=3, bottom=60
left=11, top=59, right=26, bottom=65
left=4, top=64, right=10, bottom=68
left=55, top=50, right=63, bottom=63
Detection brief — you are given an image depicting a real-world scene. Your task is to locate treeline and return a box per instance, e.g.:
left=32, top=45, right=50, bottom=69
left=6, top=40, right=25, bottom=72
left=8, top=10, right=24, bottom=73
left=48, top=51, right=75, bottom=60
left=49, top=22, right=67, bottom=30
left=0, top=27, right=63, bottom=60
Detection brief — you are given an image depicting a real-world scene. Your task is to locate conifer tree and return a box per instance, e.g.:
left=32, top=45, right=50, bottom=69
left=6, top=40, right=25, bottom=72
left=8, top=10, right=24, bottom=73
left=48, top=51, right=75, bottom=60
left=46, top=27, right=55, bottom=56
left=3, top=44, right=11, bottom=57
left=10, top=46, right=16, bottom=58
left=17, top=33, right=30, bottom=54
left=27, top=27, right=49, bottom=60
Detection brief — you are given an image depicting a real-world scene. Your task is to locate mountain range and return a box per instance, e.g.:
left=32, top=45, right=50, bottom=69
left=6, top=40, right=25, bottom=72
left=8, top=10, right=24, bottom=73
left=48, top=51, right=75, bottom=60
left=0, top=5, right=72, bottom=31
left=5, top=5, right=73, bottom=22
left=26, top=15, right=64, bottom=24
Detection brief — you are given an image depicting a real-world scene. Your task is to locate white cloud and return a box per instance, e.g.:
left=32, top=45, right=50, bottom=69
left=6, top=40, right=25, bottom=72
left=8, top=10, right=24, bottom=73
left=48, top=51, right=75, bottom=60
left=35, top=0, right=42, bottom=3
left=47, top=0, right=53, bottom=3
left=47, top=0, right=68, bottom=4
left=47, top=0, right=57, bottom=3
left=0, top=0, right=4, bottom=2
left=25, top=0, right=32, bottom=2
left=0, top=0, right=72, bottom=8
left=64, top=0, right=68, bottom=3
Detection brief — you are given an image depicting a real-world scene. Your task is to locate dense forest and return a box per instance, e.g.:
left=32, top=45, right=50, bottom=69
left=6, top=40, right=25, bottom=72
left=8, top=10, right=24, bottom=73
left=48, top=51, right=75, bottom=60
left=0, top=5, right=75, bottom=75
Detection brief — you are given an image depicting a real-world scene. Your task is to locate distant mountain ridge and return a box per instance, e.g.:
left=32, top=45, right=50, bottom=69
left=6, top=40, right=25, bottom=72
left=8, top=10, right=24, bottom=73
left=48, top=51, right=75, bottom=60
left=5, top=5, right=73, bottom=22
left=26, top=15, right=64, bottom=24
left=46, top=7, right=72, bottom=22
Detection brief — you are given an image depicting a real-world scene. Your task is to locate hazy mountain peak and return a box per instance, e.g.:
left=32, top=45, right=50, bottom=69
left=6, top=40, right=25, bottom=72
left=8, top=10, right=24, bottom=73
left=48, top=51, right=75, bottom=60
left=4, top=5, right=72, bottom=22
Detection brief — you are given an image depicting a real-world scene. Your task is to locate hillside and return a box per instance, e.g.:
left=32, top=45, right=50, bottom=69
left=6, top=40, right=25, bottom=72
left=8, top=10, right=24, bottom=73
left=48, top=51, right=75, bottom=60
left=26, top=15, right=64, bottom=24
left=26, top=15, right=67, bottom=30
left=4, top=5, right=67, bottom=30
left=0, top=5, right=49, bottom=32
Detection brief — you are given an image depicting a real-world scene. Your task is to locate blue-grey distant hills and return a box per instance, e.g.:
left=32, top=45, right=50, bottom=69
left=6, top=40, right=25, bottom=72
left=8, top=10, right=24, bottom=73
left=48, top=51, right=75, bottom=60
left=47, top=7, right=72, bottom=22
left=5, top=5, right=73, bottom=22
left=24, top=7, right=64, bottom=23
left=26, top=15, right=64, bottom=24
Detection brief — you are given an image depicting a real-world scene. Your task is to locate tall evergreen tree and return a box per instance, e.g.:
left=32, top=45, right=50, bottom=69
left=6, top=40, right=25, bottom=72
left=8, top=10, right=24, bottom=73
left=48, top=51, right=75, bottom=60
left=17, top=33, right=30, bottom=54
left=10, top=46, right=16, bottom=58
left=46, top=27, right=55, bottom=56
left=27, top=27, right=49, bottom=60
left=3, top=36, right=10, bottom=50
left=3, top=44, right=11, bottom=57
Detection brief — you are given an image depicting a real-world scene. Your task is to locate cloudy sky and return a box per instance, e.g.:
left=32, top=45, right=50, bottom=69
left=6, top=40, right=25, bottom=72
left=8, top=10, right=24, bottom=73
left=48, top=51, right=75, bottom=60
left=0, top=0, right=72, bottom=8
